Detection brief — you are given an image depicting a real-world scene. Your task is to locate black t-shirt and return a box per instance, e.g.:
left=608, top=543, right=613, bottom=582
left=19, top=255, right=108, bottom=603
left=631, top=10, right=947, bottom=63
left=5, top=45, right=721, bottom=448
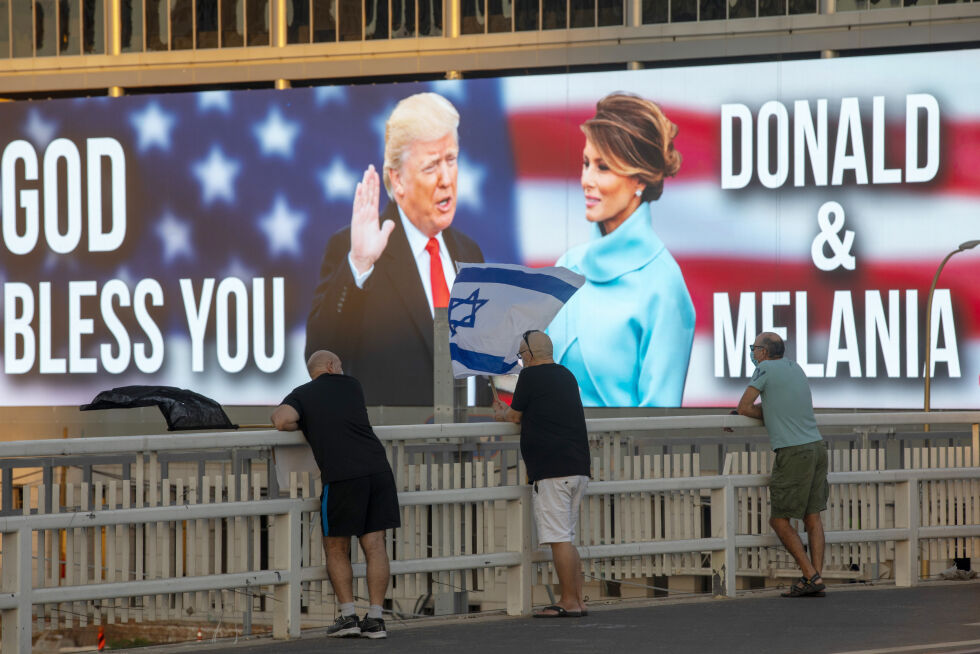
left=510, top=363, right=591, bottom=483
left=282, top=374, right=390, bottom=483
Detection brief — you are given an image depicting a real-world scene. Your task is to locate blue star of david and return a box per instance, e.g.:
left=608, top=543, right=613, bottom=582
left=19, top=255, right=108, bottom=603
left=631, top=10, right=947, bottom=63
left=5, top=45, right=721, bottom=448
left=448, top=289, right=489, bottom=337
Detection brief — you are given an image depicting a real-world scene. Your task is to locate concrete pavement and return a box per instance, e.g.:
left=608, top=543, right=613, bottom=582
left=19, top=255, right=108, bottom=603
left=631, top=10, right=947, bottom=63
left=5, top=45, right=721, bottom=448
left=122, top=582, right=980, bottom=654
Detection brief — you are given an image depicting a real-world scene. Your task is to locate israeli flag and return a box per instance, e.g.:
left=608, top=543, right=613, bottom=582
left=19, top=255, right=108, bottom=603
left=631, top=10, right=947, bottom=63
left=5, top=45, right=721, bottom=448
left=448, top=263, right=585, bottom=378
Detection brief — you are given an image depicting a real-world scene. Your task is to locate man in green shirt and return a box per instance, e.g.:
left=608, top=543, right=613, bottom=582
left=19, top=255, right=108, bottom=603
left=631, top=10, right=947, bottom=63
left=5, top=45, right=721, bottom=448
left=737, top=331, right=828, bottom=598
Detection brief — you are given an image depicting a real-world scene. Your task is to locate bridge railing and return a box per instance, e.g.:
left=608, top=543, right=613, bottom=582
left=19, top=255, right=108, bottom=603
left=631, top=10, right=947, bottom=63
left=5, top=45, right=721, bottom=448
left=0, top=411, right=977, bottom=654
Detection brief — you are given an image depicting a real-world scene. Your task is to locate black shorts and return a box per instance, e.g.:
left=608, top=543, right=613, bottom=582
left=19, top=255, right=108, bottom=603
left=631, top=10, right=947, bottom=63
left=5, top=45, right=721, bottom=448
left=321, top=469, right=401, bottom=537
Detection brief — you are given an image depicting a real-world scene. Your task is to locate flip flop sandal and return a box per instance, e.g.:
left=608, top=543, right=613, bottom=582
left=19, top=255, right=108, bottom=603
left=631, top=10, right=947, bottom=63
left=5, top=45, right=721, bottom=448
left=533, top=605, right=585, bottom=618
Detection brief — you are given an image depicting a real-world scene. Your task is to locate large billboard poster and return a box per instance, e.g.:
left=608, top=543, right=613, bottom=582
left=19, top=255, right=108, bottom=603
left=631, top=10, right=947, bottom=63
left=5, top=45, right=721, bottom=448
left=0, top=48, right=978, bottom=408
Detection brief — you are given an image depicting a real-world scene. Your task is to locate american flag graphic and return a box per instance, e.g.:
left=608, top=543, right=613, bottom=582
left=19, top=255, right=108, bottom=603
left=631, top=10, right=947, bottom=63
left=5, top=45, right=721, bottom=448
left=0, top=48, right=978, bottom=408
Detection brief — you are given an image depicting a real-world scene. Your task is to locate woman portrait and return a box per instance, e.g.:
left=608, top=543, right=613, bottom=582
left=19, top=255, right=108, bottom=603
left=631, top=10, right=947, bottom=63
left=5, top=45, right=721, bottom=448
left=547, top=93, right=696, bottom=407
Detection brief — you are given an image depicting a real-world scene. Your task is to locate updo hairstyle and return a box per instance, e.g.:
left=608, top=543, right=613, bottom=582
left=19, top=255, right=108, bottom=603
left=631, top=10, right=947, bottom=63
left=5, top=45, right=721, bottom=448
left=581, top=93, right=682, bottom=203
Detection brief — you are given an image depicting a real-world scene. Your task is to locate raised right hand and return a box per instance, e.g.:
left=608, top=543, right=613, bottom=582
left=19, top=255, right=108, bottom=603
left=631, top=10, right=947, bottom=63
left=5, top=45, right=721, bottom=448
left=349, top=165, right=396, bottom=274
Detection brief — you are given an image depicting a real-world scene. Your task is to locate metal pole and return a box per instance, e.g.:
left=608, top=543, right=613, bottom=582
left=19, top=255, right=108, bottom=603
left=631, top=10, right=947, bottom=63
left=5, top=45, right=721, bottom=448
left=448, top=0, right=460, bottom=36
left=923, top=239, right=980, bottom=430
left=434, top=307, right=454, bottom=423
left=922, top=249, right=957, bottom=431
left=108, top=0, right=125, bottom=99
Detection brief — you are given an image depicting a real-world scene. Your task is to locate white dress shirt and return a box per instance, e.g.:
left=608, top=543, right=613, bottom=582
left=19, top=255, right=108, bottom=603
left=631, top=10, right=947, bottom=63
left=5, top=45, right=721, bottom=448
left=348, top=207, right=456, bottom=318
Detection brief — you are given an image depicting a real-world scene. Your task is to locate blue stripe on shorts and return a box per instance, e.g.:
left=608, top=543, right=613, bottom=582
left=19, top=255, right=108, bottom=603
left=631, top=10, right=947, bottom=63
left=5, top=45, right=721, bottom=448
left=320, top=483, right=330, bottom=536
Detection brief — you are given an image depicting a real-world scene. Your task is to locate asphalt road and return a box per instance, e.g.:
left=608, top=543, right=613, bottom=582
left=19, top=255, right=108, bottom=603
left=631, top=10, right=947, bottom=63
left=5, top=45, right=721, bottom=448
left=123, top=582, right=980, bottom=654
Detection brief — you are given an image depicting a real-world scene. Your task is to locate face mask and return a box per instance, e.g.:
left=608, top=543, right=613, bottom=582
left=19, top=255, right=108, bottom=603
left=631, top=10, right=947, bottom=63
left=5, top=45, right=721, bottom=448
left=750, top=351, right=759, bottom=366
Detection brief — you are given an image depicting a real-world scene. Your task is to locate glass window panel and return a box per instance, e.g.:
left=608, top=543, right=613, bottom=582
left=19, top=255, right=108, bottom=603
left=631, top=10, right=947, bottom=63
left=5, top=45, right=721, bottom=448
left=365, top=0, right=387, bottom=38
left=391, top=0, right=415, bottom=35
left=0, top=0, right=9, bottom=58
left=60, top=0, right=80, bottom=56
left=905, top=0, right=935, bottom=6
left=419, top=0, right=442, bottom=35
left=834, top=0, right=865, bottom=10
left=172, top=0, right=193, bottom=49
left=83, top=0, right=103, bottom=53
left=461, top=0, right=483, bottom=33
left=246, top=0, right=269, bottom=44
left=670, top=0, right=696, bottom=20
left=338, top=0, right=361, bottom=40
left=221, top=0, right=243, bottom=46
left=287, top=0, right=311, bottom=43
left=542, top=0, right=565, bottom=28
left=570, top=0, right=593, bottom=27
left=700, top=0, right=725, bottom=18
left=12, top=1, right=34, bottom=57
left=515, top=0, right=537, bottom=30
left=487, top=0, right=509, bottom=31
left=597, top=0, right=621, bottom=25
left=35, top=0, right=57, bottom=56
left=197, top=0, right=218, bottom=47
left=312, top=0, right=336, bottom=40
left=788, top=0, right=814, bottom=12
left=121, top=0, right=142, bottom=51
left=642, top=0, right=667, bottom=23
left=727, top=0, right=754, bottom=17
left=146, top=0, right=169, bottom=49
left=758, top=0, right=784, bottom=14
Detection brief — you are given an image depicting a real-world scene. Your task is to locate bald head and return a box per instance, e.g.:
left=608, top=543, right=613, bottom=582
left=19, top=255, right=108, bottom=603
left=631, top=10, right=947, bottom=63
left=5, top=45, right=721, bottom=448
left=519, top=330, right=554, bottom=366
left=307, top=350, right=343, bottom=378
left=753, top=332, right=785, bottom=359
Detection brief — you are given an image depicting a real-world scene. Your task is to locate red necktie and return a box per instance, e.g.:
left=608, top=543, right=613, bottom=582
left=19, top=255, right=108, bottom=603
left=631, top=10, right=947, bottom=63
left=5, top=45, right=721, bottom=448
left=425, top=237, right=450, bottom=308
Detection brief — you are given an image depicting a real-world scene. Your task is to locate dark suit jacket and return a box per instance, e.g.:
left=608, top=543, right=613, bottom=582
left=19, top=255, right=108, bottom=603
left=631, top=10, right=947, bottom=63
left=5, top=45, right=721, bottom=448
left=305, top=203, right=484, bottom=406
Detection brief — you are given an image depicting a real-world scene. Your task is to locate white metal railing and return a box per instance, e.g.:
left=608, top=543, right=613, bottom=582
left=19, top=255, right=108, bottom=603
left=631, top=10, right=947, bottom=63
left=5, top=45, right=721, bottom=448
left=0, top=411, right=977, bottom=654
left=1, top=410, right=977, bottom=456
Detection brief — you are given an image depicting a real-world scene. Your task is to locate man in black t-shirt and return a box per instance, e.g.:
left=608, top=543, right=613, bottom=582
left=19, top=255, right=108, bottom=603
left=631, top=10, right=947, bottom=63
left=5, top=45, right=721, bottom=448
left=493, top=331, right=590, bottom=618
left=272, top=350, right=399, bottom=639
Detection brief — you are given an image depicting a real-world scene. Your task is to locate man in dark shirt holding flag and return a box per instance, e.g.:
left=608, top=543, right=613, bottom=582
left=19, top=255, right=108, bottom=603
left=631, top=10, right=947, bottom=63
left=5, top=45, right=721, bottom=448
left=494, top=330, right=591, bottom=618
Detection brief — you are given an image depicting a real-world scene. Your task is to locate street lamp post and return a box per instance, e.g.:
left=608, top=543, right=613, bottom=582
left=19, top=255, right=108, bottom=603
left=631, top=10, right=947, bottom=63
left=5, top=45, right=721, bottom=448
left=923, top=239, right=980, bottom=430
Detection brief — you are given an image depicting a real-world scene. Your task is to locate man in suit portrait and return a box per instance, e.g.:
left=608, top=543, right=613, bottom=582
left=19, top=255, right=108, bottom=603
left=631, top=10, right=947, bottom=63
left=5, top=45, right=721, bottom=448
left=305, top=92, right=484, bottom=406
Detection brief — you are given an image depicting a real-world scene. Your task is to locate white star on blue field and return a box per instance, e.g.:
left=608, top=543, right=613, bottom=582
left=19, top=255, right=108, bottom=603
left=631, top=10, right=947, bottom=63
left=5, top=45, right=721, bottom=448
left=320, top=157, right=358, bottom=201
left=253, top=107, right=300, bottom=158
left=258, top=195, right=307, bottom=257
left=156, top=211, right=194, bottom=263
left=198, top=91, right=232, bottom=113
left=131, top=102, right=177, bottom=152
left=192, top=145, right=241, bottom=205
left=315, top=86, right=346, bottom=106
left=23, top=108, right=58, bottom=148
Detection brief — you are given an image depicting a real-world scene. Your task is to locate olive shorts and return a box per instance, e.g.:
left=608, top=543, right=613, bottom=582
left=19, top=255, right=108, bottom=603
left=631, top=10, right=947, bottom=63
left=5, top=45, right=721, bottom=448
left=769, top=440, right=829, bottom=519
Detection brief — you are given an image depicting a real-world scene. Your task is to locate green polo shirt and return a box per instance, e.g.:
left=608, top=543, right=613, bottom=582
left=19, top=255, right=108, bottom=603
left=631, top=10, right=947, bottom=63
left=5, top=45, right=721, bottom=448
left=748, top=358, right=823, bottom=450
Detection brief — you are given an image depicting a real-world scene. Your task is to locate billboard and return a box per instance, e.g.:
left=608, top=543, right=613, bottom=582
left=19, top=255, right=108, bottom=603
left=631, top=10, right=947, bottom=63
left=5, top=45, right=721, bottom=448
left=0, top=47, right=978, bottom=408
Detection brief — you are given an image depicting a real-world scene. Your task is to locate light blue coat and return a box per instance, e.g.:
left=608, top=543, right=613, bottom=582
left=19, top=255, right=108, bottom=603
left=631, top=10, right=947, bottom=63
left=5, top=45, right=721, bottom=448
left=547, top=204, right=695, bottom=407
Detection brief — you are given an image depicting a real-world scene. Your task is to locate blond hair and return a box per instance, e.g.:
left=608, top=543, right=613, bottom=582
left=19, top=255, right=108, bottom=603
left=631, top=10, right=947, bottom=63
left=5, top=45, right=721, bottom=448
left=581, top=93, right=682, bottom=202
left=383, top=93, right=460, bottom=196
